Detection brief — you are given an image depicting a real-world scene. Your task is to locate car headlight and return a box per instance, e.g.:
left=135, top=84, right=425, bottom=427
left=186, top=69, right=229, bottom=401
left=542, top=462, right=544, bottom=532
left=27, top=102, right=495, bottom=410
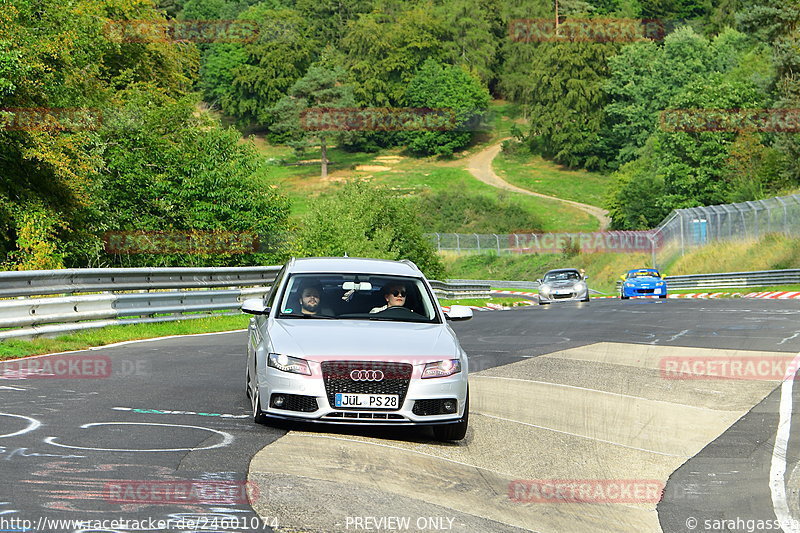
left=268, top=353, right=311, bottom=375
left=422, top=359, right=462, bottom=379
left=539, top=285, right=551, bottom=294
left=657, top=282, right=665, bottom=286
left=625, top=282, right=634, bottom=287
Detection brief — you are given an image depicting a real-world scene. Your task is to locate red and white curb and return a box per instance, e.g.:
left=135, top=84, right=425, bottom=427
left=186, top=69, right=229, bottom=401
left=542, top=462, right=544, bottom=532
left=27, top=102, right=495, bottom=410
left=441, top=300, right=534, bottom=312
left=744, top=291, right=800, bottom=299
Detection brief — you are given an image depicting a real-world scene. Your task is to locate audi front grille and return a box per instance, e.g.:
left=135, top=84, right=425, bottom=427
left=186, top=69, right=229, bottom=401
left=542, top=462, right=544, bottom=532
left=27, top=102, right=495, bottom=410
left=321, top=360, right=413, bottom=410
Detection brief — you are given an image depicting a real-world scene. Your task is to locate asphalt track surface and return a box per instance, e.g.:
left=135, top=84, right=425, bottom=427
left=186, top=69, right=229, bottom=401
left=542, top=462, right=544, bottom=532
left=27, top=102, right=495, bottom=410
left=1, top=298, right=800, bottom=533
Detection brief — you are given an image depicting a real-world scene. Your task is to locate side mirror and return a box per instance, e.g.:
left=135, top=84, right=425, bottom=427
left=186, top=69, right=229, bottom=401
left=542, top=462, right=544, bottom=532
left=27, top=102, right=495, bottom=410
left=583, top=275, right=589, bottom=280
left=445, top=304, right=473, bottom=321
left=241, top=298, right=269, bottom=315
left=536, top=279, right=543, bottom=284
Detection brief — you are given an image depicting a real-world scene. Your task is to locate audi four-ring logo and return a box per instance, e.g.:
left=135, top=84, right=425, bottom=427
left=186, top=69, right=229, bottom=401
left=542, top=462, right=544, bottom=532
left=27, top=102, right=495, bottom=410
left=350, top=370, right=384, bottom=381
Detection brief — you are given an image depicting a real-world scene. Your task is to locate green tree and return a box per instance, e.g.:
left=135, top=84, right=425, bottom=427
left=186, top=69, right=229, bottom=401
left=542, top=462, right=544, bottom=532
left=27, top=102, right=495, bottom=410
left=297, top=181, right=445, bottom=279
left=340, top=5, right=450, bottom=107
left=268, top=63, right=357, bottom=177
left=223, top=6, right=318, bottom=124
left=520, top=40, right=622, bottom=169
left=435, top=0, right=502, bottom=87
left=402, top=60, right=491, bottom=156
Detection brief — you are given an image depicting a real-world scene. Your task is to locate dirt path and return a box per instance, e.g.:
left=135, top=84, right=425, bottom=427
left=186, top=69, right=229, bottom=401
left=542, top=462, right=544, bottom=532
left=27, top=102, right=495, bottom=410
left=466, top=140, right=612, bottom=230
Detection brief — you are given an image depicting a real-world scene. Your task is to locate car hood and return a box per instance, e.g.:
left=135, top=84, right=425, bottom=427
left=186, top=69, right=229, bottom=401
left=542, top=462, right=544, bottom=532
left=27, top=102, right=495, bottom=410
left=542, top=280, right=581, bottom=289
left=267, top=319, right=460, bottom=363
left=627, top=276, right=662, bottom=284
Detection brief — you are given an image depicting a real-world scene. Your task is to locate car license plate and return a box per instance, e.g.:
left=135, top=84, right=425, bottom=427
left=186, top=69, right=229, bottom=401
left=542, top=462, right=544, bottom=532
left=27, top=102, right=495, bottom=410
left=334, top=393, right=399, bottom=409
left=556, top=290, right=571, bottom=295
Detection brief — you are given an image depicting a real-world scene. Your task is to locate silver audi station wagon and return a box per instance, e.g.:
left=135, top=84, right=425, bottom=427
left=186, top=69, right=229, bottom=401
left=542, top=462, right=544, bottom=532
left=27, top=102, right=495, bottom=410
left=241, top=257, right=472, bottom=441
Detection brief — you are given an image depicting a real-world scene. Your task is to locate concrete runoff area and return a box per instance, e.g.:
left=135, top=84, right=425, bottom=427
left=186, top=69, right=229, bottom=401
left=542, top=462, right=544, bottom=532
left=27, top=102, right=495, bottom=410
left=249, top=342, right=784, bottom=533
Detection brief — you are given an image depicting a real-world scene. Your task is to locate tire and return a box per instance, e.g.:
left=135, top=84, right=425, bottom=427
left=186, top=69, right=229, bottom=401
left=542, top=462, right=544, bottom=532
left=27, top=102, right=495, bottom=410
left=659, top=295, right=667, bottom=299
left=433, top=391, right=469, bottom=442
left=620, top=293, right=629, bottom=300
left=245, top=369, right=251, bottom=399
left=538, top=300, right=549, bottom=305
left=252, top=382, right=268, bottom=425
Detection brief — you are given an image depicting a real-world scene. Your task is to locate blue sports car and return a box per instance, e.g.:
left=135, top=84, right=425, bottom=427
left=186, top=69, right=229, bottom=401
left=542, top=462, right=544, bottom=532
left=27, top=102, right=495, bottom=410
left=620, top=268, right=667, bottom=299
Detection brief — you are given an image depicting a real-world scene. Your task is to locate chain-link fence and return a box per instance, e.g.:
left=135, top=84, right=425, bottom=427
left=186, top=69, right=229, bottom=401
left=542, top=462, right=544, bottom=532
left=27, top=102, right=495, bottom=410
left=425, top=193, right=800, bottom=268
left=651, top=194, right=800, bottom=267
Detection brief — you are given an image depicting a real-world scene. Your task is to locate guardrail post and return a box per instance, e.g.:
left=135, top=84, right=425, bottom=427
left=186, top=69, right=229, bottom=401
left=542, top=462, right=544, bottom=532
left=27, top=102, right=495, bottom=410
left=475, top=233, right=480, bottom=253
left=494, top=234, right=500, bottom=254
left=456, top=234, right=460, bottom=253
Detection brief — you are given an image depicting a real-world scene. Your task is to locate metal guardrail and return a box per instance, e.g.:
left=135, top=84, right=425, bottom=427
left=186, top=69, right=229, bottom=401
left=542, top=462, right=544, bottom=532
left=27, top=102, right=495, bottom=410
left=0, top=267, right=490, bottom=340
left=0, top=267, right=280, bottom=340
left=664, top=269, right=800, bottom=289
left=446, top=279, right=540, bottom=291
left=612, top=269, right=800, bottom=291
left=429, top=281, right=491, bottom=299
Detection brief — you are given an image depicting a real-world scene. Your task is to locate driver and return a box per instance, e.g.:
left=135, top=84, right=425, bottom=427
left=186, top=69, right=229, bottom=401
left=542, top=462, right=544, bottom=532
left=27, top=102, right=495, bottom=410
left=370, top=283, right=407, bottom=313
left=298, top=282, right=325, bottom=315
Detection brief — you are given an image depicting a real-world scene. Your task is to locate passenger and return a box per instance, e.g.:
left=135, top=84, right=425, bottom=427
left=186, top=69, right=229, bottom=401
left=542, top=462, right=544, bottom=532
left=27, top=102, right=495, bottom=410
left=370, top=284, right=407, bottom=313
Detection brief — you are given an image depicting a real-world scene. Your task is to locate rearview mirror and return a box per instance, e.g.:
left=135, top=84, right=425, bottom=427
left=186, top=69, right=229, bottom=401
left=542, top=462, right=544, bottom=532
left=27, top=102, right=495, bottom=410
left=342, top=281, right=372, bottom=291
left=445, top=304, right=473, bottom=321
left=241, top=298, right=269, bottom=315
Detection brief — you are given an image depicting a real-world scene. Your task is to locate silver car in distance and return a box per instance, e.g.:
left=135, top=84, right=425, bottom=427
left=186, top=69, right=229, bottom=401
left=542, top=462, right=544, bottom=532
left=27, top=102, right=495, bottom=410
left=241, top=257, right=472, bottom=441
left=537, top=268, right=590, bottom=304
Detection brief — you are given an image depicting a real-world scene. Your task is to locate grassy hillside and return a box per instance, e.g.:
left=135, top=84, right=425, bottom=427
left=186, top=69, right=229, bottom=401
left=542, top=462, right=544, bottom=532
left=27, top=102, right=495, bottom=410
left=494, top=150, right=611, bottom=207
left=249, top=100, right=608, bottom=233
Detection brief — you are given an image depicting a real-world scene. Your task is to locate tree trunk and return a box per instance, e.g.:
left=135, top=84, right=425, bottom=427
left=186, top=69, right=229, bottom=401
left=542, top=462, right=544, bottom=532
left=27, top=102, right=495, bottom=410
left=321, top=137, right=328, bottom=178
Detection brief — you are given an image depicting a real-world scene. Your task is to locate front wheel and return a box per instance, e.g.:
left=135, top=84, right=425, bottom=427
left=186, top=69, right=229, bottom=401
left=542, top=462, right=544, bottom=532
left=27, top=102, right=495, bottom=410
left=252, top=382, right=268, bottom=425
left=659, top=294, right=667, bottom=299
left=433, top=391, right=468, bottom=442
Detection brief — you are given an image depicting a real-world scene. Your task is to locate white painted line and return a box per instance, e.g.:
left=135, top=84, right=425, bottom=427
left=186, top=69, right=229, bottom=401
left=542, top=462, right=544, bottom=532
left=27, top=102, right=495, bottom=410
left=770, top=350, right=800, bottom=533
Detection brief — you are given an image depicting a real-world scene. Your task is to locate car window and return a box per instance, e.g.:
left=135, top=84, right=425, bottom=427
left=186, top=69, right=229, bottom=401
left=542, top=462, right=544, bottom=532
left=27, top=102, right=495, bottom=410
left=276, top=273, right=440, bottom=323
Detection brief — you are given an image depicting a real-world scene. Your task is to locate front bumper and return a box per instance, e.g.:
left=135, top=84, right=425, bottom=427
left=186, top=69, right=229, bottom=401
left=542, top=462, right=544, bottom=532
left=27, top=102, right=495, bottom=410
left=538, top=288, right=589, bottom=303
left=621, top=286, right=667, bottom=297
left=255, top=359, right=468, bottom=425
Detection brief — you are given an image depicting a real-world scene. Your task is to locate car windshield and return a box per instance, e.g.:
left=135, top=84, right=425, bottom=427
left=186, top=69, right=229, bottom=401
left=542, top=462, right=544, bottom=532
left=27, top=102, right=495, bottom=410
left=629, top=271, right=660, bottom=278
left=544, top=271, right=581, bottom=282
left=276, top=273, right=439, bottom=323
